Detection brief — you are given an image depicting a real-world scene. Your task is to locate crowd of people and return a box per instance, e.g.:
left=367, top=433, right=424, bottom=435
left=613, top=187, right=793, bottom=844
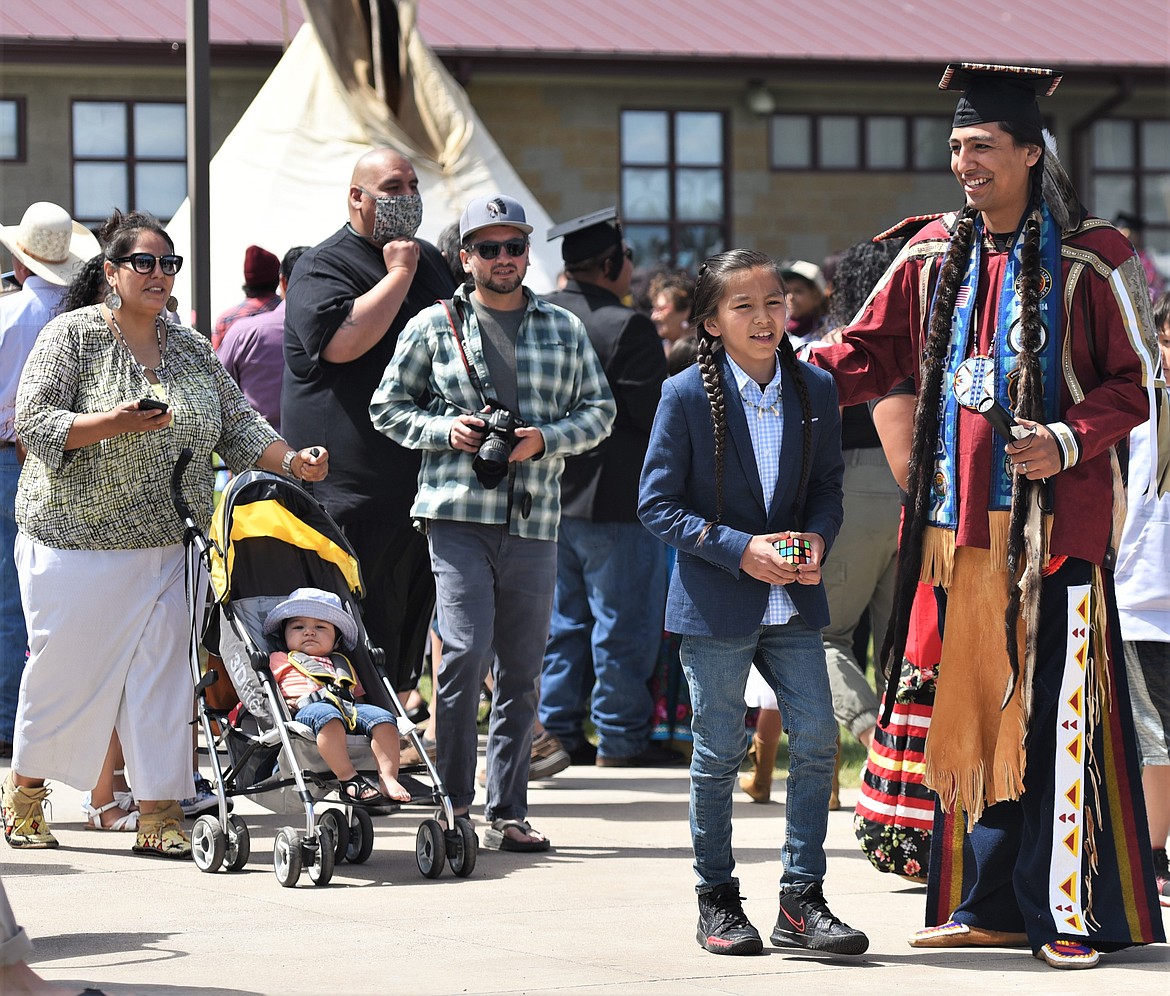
left=1, top=60, right=1168, bottom=987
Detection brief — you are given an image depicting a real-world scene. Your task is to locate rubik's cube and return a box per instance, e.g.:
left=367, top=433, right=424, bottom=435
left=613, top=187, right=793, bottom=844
left=774, top=537, right=812, bottom=564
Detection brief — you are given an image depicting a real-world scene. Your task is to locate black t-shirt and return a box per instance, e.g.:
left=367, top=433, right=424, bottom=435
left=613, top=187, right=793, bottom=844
left=282, top=225, right=455, bottom=523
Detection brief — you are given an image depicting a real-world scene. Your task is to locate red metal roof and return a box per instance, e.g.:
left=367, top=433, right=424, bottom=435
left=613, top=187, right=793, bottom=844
left=414, top=0, right=1169, bottom=68
left=2, top=1, right=1167, bottom=69
left=0, top=0, right=303, bottom=46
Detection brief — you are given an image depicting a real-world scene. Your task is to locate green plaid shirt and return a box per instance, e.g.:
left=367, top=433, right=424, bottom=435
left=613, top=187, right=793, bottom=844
left=370, top=286, right=615, bottom=540
left=16, top=305, right=280, bottom=550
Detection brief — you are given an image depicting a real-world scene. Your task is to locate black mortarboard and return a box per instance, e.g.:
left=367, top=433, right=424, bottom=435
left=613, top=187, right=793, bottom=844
left=939, top=63, right=1062, bottom=129
left=547, top=206, right=623, bottom=264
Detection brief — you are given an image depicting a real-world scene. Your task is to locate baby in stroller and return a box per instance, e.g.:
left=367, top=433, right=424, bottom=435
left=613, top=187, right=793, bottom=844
left=264, top=587, right=411, bottom=805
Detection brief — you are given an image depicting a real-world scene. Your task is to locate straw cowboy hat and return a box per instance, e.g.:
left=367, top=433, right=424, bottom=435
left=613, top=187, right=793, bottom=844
left=0, top=201, right=101, bottom=286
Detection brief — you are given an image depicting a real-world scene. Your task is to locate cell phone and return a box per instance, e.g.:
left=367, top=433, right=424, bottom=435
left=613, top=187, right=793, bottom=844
left=976, top=397, right=1030, bottom=442
left=138, top=398, right=169, bottom=413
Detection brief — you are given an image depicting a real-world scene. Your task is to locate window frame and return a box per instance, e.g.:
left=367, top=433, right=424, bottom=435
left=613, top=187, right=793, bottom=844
left=619, top=106, right=731, bottom=270
left=769, top=111, right=952, bottom=173
left=1088, top=115, right=1170, bottom=249
left=69, top=97, right=187, bottom=227
left=0, top=96, right=27, bottom=163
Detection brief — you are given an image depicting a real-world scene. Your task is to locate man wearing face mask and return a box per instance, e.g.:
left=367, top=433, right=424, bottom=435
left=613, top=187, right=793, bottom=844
left=283, top=149, right=456, bottom=698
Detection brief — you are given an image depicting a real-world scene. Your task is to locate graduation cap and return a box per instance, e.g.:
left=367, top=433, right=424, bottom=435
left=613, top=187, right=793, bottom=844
left=547, top=206, right=623, bottom=264
left=939, top=63, right=1062, bottom=129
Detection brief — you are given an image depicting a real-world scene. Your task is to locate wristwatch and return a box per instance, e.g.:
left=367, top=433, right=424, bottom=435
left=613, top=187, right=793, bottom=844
left=281, top=450, right=299, bottom=478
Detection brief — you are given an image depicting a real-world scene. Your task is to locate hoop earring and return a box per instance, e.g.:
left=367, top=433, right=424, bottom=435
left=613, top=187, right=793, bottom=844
left=105, top=287, right=122, bottom=310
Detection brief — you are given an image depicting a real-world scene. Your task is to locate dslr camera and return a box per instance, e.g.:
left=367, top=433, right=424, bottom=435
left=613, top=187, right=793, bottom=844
left=472, top=403, right=526, bottom=489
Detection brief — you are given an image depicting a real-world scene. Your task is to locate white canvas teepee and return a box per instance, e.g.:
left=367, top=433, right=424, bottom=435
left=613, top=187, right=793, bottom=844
left=167, top=0, right=560, bottom=324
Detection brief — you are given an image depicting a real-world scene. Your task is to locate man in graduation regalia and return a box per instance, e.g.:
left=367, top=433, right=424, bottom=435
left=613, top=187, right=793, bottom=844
left=808, top=62, right=1167, bottom=970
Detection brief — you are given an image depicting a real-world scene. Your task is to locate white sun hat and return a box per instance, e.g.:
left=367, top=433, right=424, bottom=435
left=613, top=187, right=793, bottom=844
left=263, top=586, right=359, bottom=650
left=0, top=201, right=101, bottom=287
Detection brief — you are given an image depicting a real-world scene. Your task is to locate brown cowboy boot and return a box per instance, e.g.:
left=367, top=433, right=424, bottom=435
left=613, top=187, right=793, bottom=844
left=739, top=732, right=779, bottom=803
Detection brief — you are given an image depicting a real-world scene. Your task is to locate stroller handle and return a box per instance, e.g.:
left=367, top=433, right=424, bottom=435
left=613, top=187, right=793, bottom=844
left=171, top=447, right=197, bottom=525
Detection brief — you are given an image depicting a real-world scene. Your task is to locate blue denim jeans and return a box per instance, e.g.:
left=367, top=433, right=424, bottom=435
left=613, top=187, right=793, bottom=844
left=428, top=520, right=557, bottom=819
left=0, top=446, right=26, bottom=743
left=681, top=617, right=838, bottom=893
left=540, top=518, right=667, bottom=757
left=293, top=701, right=396, bottom=737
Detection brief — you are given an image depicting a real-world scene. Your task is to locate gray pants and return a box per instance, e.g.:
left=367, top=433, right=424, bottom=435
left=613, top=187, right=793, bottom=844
left=821, top=448, right=901, bottom=738
left=428, top=520, right=557, bottom=819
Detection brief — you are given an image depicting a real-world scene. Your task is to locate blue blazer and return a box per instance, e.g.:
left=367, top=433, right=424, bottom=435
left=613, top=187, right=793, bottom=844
left=638, top=351, right=844, bottom=637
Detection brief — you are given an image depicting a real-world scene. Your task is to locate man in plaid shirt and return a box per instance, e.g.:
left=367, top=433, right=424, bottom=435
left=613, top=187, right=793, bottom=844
left=370, top=195, right=614, bottom=852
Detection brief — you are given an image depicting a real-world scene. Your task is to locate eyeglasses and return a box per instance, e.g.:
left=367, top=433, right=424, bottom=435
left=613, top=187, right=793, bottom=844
left=623, top=246, right=634, bottom=261
left=110, top=253, right=183, bottom=276
left=465, top=239, right=528, bottom=260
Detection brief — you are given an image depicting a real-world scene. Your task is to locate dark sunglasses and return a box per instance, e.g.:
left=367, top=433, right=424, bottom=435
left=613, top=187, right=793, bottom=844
left=109, top=252, right=184, bottom=276
left=465, top=238, right=528, bottom=260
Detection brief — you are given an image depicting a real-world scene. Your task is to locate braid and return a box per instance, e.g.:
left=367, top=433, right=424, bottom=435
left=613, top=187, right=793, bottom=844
left=696, top=333, right=727, bottom=546
left=1003, top=209, right=1045, bottom=684
left=878, top=210, right=977, bottom=707
left=777, top=333, right=813, bottom=527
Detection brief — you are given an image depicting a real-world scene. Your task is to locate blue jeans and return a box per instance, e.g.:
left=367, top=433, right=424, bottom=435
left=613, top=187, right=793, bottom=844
left=540, top=518, right=667, bottom=757
left=0, top=446, right=25, bottom=743
left=681, top=618, right=838, bottom=893
left=294, top=701, right=396, bottom=737
left=428, top=520, right=557, bottom=819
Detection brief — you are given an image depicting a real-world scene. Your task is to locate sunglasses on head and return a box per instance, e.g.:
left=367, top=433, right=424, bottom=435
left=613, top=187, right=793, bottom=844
left=109, top=252, right=183, bottom=276
left=465, top=238, right=528, bottom=260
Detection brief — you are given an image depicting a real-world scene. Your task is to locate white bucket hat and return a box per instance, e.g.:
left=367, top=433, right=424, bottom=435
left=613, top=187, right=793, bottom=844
left=0, top=201, right=101, bottom=287
left=263, top=586, right=359, bottom=651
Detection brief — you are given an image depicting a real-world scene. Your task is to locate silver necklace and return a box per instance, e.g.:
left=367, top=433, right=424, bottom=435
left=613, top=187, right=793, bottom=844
left=110, top=311, right=166, bottom=381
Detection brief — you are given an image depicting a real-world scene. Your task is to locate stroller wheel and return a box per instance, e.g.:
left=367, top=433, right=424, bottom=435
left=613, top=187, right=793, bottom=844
left=273, top=826, right=302, bottom=887
left=346, top=807, right=374, bottom=865
left=318, top=809, right=349, bottom=863
left=416, top=819, right=446, bottom=879
left=448, top=816, right=478, bottom=878
left=191, top=816, right=226, bottom=873
left=308, top=825, right=335, bottom=887
left=224, top=814, right=251, bottom=871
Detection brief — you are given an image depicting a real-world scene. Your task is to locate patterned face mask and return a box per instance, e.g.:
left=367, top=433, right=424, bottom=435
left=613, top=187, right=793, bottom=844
left=369, top=192, right=423, bottom=245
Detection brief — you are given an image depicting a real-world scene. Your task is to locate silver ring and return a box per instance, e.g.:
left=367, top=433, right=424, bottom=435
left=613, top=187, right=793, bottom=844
left=1021, top=461, right=1028, bottom=473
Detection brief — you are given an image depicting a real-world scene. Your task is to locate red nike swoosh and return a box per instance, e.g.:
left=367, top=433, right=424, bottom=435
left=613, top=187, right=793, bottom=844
left=782, top=908, right=806, bottom=932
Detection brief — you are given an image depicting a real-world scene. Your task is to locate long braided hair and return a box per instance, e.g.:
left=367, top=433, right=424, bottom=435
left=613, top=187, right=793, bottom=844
left=691, top=249, right=815, bottom=545
left=878, top=120, right=1050, bottom=710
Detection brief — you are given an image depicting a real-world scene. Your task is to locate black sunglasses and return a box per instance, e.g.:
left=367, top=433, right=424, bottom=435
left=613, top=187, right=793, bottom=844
left=110, top=252, right=184, bottom=276
left=465, top=238, right=528, bottom=260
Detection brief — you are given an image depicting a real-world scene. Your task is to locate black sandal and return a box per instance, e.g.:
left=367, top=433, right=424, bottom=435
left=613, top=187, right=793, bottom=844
left=339, top=774, right=387, bottom=806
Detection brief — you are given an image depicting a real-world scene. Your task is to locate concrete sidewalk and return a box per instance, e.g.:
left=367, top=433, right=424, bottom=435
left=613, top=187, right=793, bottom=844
left=3, top=758, right=1167, bottom=995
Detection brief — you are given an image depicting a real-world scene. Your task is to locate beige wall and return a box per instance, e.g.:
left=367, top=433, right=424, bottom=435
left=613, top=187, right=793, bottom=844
left=462, top=70, right=1164, bottom=267
left=0, top=60, right=270, bottom=248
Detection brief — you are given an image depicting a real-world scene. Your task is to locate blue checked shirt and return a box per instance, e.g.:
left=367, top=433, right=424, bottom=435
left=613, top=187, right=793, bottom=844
left=725, top=355, right=797, bottom=625
left=370, top=285, right=615, bottom=541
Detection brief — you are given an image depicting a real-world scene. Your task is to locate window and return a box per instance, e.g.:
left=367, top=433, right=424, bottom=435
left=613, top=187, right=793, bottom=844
left=0, top=98, right=25, bottom=161
left=1089, top=117, right=1170, bottom=262
left=770, top=112, right=950, bottom=172
left=620, top=109, right=728, bottom=271
left=71, top=100, right=186, bottom=227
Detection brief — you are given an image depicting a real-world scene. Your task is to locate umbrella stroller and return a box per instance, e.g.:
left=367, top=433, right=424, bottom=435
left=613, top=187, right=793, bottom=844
left=170, top=449, right=476, bottom=886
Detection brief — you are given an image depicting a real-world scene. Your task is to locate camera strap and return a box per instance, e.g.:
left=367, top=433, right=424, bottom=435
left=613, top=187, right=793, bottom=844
left=438, top=297, right=487, bottom=401
left=438, top=297, right=525, bottom=523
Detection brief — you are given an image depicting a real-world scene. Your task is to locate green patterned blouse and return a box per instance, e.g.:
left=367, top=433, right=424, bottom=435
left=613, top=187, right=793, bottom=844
left=16, top=304, right=280, bottom=550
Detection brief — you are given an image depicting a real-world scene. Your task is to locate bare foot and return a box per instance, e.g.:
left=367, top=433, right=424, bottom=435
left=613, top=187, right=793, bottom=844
left=380, top=776, right=411, bottom=803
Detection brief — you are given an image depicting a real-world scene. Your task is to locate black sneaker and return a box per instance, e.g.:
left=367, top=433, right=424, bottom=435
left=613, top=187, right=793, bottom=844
left=770, top=882, right=869, bottom=955
left=696, top=883, right=763, bottom=955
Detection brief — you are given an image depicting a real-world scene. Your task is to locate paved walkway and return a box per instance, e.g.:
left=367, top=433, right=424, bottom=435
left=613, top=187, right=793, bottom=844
left=3, top=758, right=1167, bottom=994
